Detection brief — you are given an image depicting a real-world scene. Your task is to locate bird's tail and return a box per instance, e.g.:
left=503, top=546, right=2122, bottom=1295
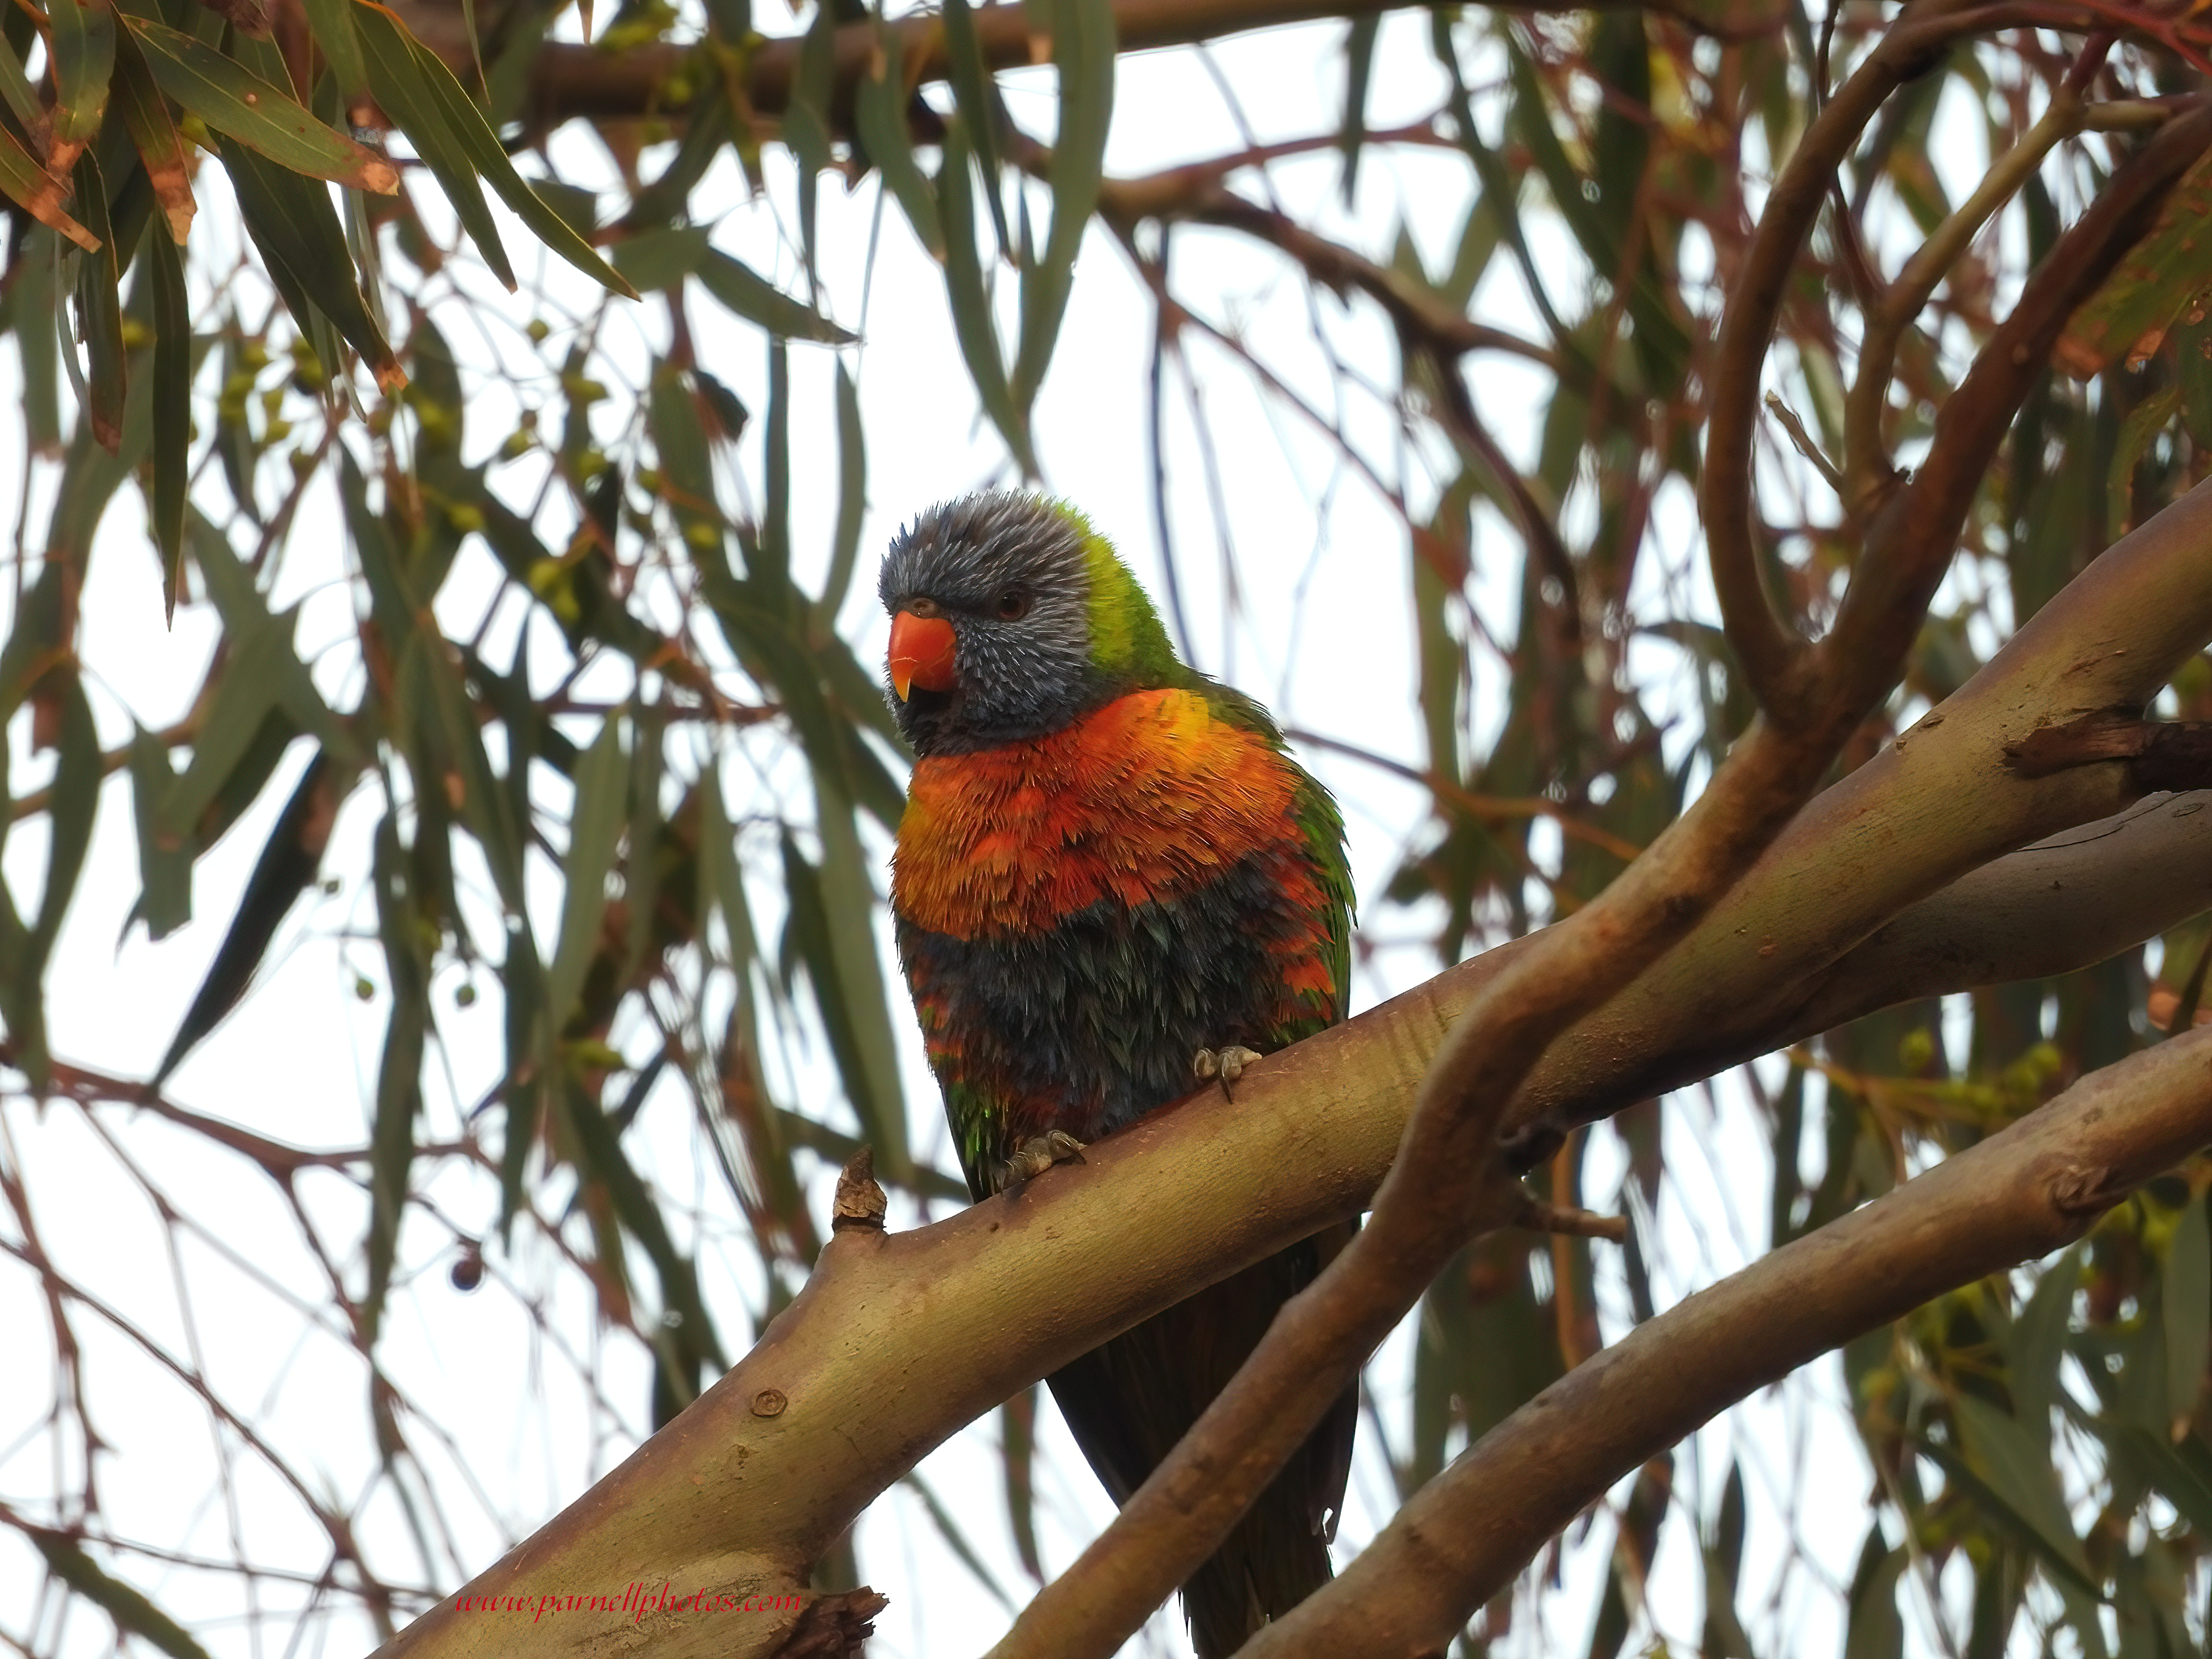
left=1046, top=1224, right=1360, bottom=1657
left=1178, top=1439, right=1342, bottom=1659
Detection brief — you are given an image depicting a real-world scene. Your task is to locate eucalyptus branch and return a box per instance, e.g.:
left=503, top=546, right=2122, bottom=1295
left=1510, top=475, right=2212, bottom=1148
left=1789, top=790, right=2212, bottom=1034
left=1243, top=1022, right=2212, bottom=1657
left=362, top=478, right=2212, bottom=1659
left=985, top=30, right=2212, bottom=1654
left=513, top=0, right=1770, bottom=128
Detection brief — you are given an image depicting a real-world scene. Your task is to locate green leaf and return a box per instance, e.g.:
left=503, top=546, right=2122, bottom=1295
left=299, top=0, right=366, bottom=99
left=1946, top=1391, right=2096, bottom=1591
left=15, top=228, right=63, bottom=446
left=1430, top=14, right=1569, bottom=347
left=350, top=0, right=511, bottom=288
left=121, top=16, right=397, bottom=192
left=552, top=1071, right=725, bottom=1419
left=1701, top=1463, right=1751, bottom=1659
left=694, top=245, right=854, bottom=343
left=2178, top=302, right=2212, bottom=449
left=0, top=21, right=40, bottom=132
left=1001, top=1386, right=1043, bottom=1580
left=938, top=0, right=1008, bottom=257
left=852, top=16, right=940, bottom=260
left=127, top=724, right=192, bottom=938
left=1842, top=1526, right=1904, bottom=1659
left=2163, top=1196, right=2210, bottom=1439
left=154, top=627, right=326, bottom=844
left=113, top=26, right=195, bottom=242
left=364, top=809, right=429, bottom=1341
left=147, top=219, right=187, bottom=615
left=152, top=753, right=339, bottom=1087
left=31, top=672, right=99, bottom=971
left=2008, top=1245, right=2080, bottom=1446
left=69, top=149, right=127, bottom=453
left=816, top=359, right=865, bottom=628
left=937, top=120, right=1031, bottom=472
left=2111, top=1423, right=2212, bottom=1535
left=216, top=134, right=404, bottom=391
left=24, top=1524, right=215, bottom=1659
left=2057, top=149, right=2212, bottom=378
left=783, top=0, right=833, bottom=283
left=0, top=133, right=99, bottom=256
left=612, top=222, right=710, bottom=295
left=48, top=0, right=117, bottom=151
left=546, top=713, right=628, bottom=1028
left=760, top=337, right=788, bottom=589
left=615, top=76, right=727, bottom=233
left=2107, top=386, right=2180, bottom=538
left=696, top=763, right=758, bottom=966
left=646, top=358, right=722, bottom=548
left=1010, top=0, right=1112, bottom=413
left=778, top=827, right=904, bottom=1180
left=803, top=763, right=909, bottom=1179
left=350, top=0, right=635, bottom=297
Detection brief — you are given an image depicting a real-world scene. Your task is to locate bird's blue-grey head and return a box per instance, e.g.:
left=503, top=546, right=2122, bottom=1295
left=880, top=492, right=1149, bottom=756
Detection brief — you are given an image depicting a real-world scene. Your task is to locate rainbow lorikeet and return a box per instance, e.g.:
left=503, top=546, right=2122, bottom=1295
left=879, top=492, right=1358, bottom=1656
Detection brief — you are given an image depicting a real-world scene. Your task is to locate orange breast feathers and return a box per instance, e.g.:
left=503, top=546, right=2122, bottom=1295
left=893, top=689, right=1304, bottom=942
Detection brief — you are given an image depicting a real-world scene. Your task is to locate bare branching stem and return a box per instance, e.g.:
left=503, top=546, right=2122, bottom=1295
left=1844, top=83, right=2086, bottom=505
left=1699, top=0, right=1994, bottom=722
left=1762, top=391, right=1844, bottom=491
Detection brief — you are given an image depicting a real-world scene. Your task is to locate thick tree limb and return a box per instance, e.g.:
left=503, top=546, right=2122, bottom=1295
left=980, top=38, right=2212, bottom=1648
left=367, top=477, right=2212, bottom=1659
left=1242, top=1022, right=2212, bottom=1658
left=518, top=0, right=1763, bottom=127
left=1509, top=474, right=2212, bottom=1148
left=1793, top=790, right=2212, bottom=1033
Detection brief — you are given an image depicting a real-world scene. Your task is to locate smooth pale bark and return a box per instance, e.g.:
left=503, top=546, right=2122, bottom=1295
left=1507, top=475, right=2212, bottom=1148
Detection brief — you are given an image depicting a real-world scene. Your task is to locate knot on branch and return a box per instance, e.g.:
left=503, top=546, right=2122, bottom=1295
left=2047, top=1161, right=2130, bottom=1227
left=832, top=1146, right=888, bottom=1233
left=2003, top=712, right=2212, bottom=793
left=1515, top=1190, right=1631, bottom=1244
left=769, top=1587, right=890, bottom=1658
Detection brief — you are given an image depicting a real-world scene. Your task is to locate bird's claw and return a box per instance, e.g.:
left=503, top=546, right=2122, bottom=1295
left=1193, top=1046, right=1264, bottom=1101
left=993, top=1130, right=1087, bottom=1193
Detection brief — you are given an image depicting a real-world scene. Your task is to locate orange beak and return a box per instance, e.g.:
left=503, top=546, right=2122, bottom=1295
left=888, top=611, right=958, bottom=702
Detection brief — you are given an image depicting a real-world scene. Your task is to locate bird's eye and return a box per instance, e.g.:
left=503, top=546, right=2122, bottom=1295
left=994, top=589, right=1031, bottom=621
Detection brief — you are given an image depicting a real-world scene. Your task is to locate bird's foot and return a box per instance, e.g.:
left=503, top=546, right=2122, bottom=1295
left=1192, top=1045, right=1264, bottom=1102
left=992, top=1130, right=1088, bottom=1193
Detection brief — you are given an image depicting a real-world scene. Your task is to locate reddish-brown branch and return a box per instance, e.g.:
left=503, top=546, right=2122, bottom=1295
left=1697, top=0, right=2060, bottom=725
left=1833, top=98, right=2212, bottom=707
